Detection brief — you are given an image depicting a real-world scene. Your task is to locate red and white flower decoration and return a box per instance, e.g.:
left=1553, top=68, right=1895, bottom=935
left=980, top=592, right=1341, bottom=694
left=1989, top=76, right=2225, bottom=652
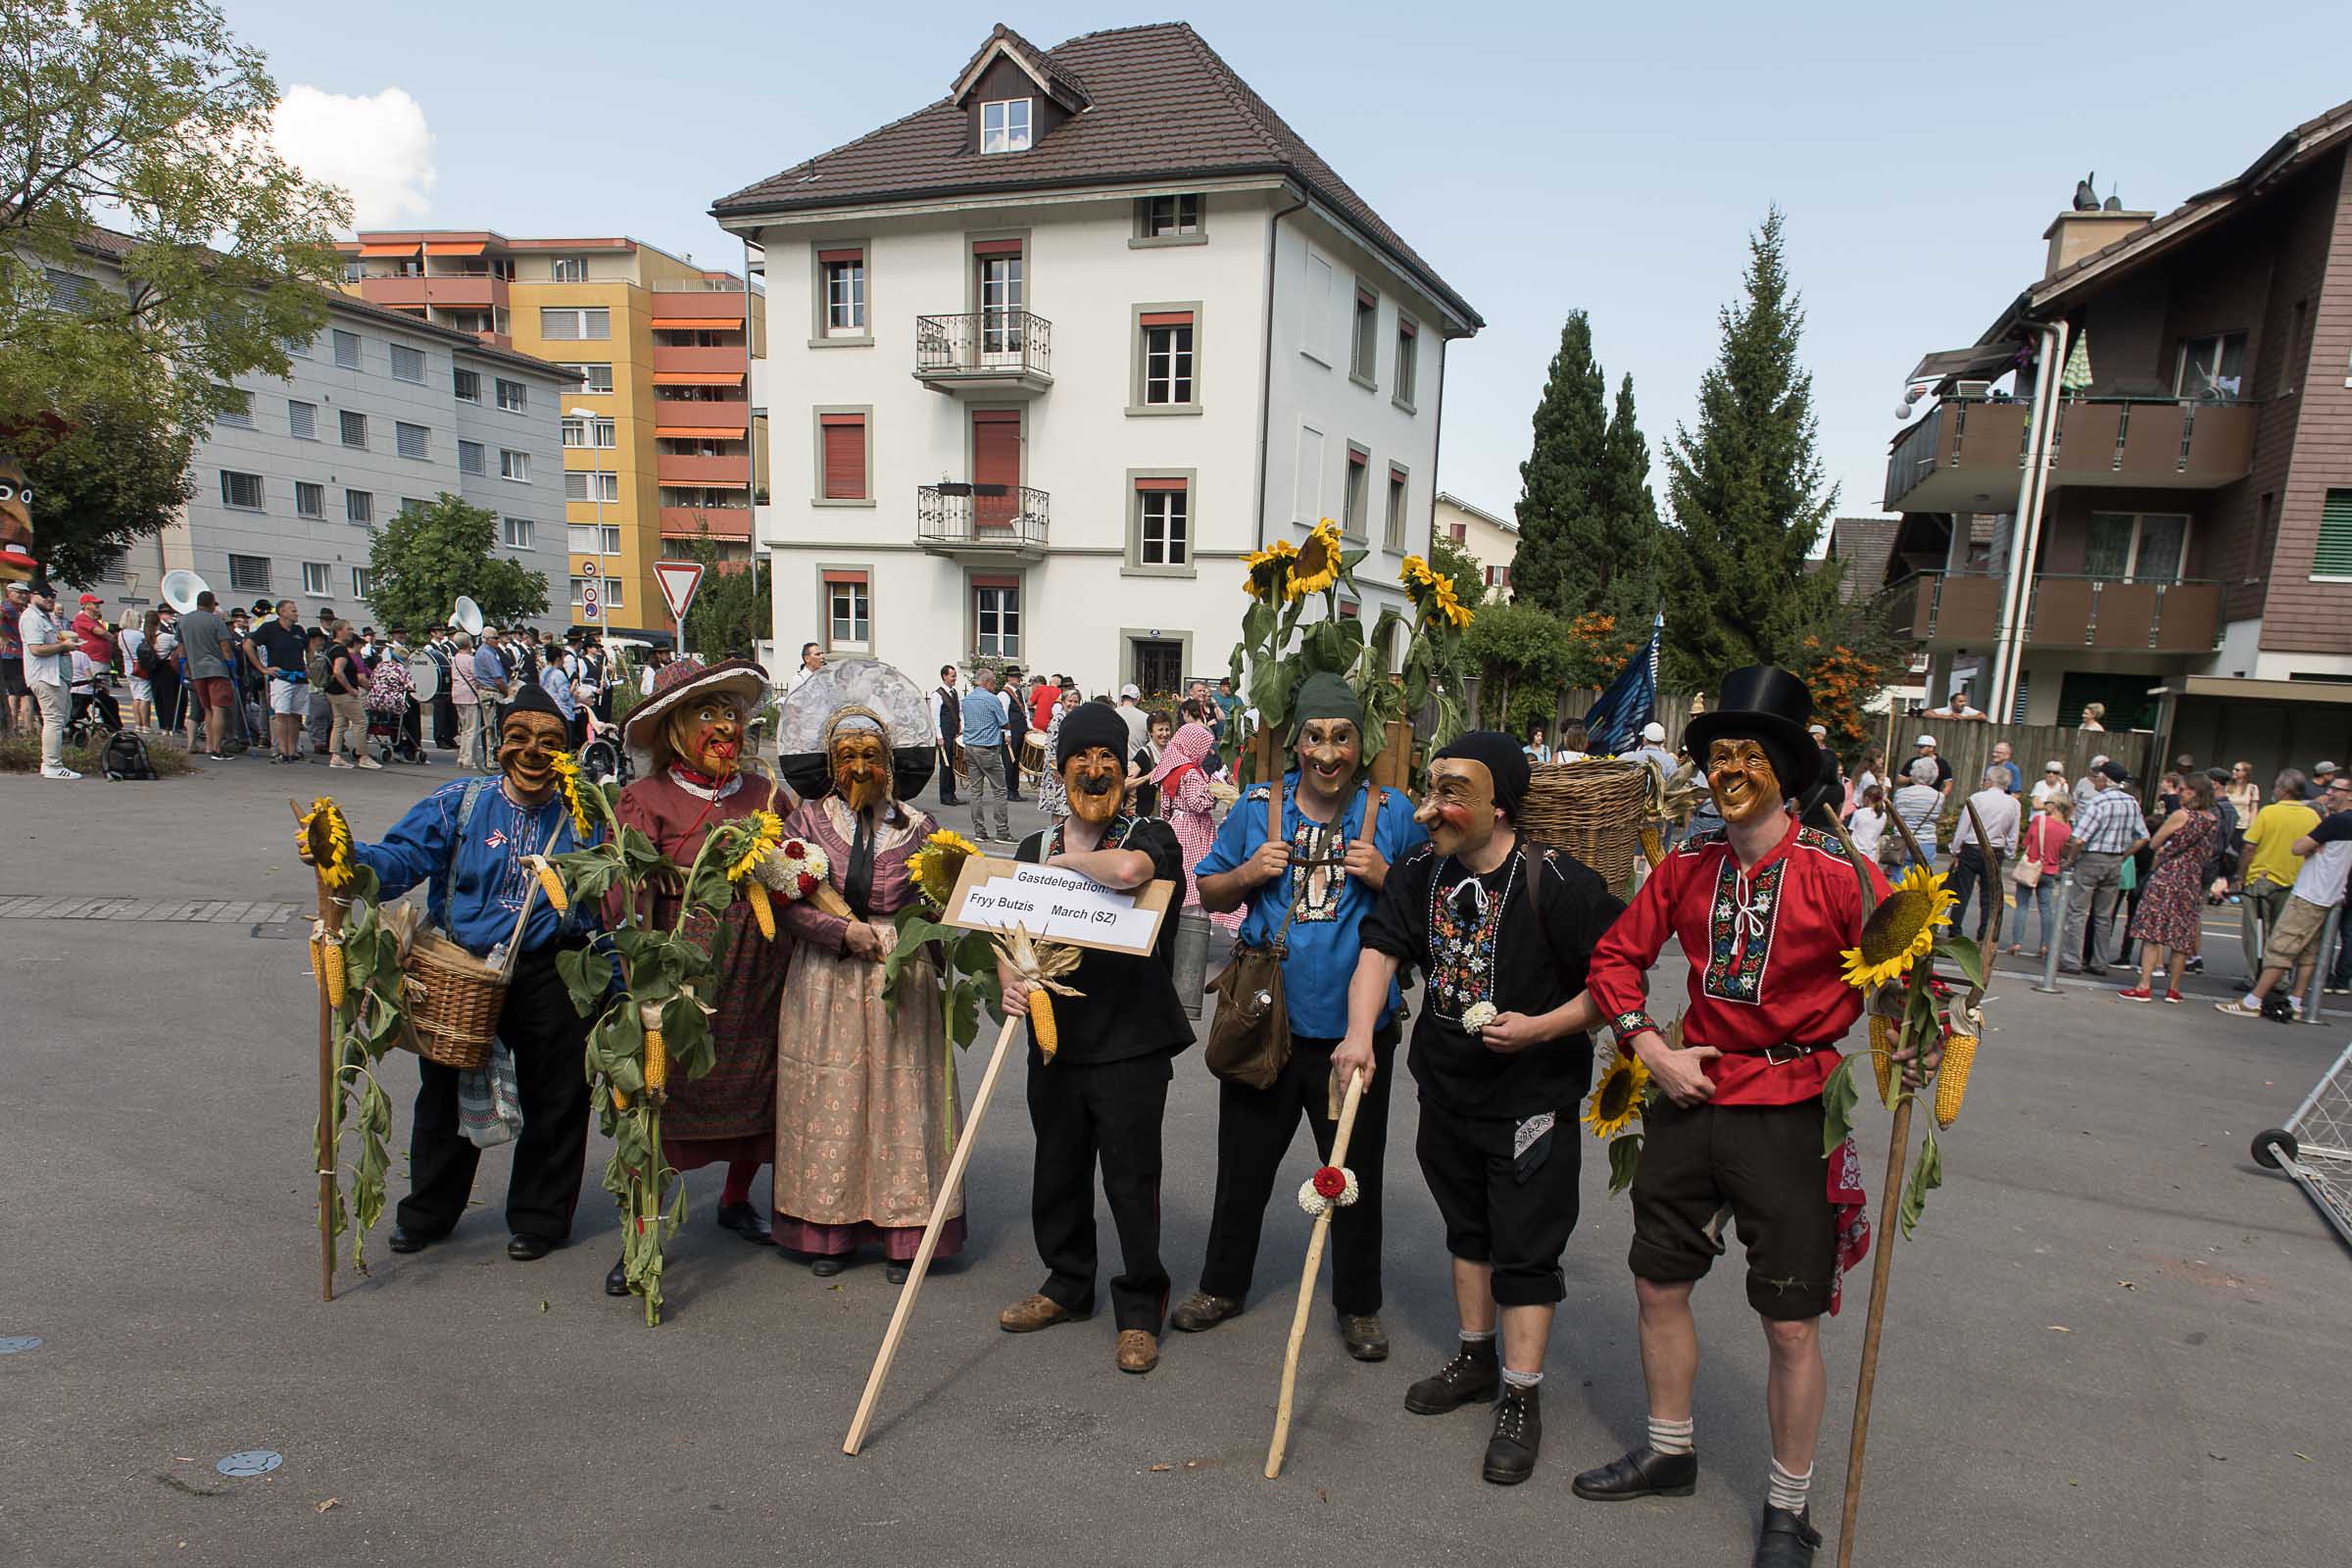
left=1297, top=1164, right=1360, bottom=1217
left=755, top=837, right=833, bottom=902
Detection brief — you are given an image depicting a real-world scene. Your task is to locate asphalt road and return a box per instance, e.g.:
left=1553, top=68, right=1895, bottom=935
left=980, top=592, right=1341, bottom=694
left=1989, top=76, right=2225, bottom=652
left=2, top=754, right=2346, bottom=1567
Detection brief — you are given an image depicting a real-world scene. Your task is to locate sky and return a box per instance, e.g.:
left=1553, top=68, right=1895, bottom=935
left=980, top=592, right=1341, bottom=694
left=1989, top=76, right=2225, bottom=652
left=237, top=0, right=2349, bottom=551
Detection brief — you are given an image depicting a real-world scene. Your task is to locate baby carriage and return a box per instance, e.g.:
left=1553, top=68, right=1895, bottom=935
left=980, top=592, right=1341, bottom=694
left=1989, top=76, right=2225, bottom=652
left=576, top=709, right=633, bottom=786
left=365, top=658, right=425, bottom=764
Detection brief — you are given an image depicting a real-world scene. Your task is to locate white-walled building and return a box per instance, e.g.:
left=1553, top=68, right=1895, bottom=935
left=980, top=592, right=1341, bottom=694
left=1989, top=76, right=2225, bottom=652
left=712, top=22, right=1480, bottom=692
left=1434, top=492, right=1519, bottom=602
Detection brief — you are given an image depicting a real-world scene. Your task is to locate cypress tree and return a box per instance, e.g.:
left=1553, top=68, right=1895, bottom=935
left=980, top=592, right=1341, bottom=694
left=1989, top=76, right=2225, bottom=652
left=1660, top=209, right=1842, bottom=692
left=1596, top=371, right=1663, bottom=628
left=1509, top=312, right=1609, bottom=615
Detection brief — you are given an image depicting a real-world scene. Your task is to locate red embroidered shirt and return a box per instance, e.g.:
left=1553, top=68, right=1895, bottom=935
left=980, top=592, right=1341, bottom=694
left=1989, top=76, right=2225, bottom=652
left=1587, top=816, right=1887, bottom=1106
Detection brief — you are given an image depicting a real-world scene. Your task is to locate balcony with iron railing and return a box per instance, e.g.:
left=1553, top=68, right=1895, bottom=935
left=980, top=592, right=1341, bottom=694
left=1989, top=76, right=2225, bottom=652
left=1894, top=569, right=2224, bottom=654
left=1884, top=396, right=2258, bottom=513
left=913, top=311, right=1053, bottom=397
left=915, top=482, right=1050, bottom=559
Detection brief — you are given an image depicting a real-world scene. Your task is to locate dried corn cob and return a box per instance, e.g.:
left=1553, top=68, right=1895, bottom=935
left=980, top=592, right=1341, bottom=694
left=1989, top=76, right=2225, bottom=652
left=1030, top=988, right=1058, bottom=1061
left=612, top=1085, right=630, bottom=1112
left=1869, top=1014, right=1899, bottom=1106
left=640, top=1002, right=668, bottom=1099
left=746, top=879, right=775, bottom=941
left=320, top=937, right=346, bottom=1009
left=1935, top=1031, right=1977, bottom=1129
left=533, top=858, right=568, bottom=913
left=1640, top=825, right=1665, bottom=868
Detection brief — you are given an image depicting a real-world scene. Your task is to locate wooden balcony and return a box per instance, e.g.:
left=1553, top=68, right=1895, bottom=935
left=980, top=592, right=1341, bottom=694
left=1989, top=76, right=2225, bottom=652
left=912, top=311, right=1053, bottom=397
left=357, top=273, right=509, bottom=313
left=1896, top=570, right=2224, bottom=654
left=652, top=400, right=750, bottom=435
left=650, top=344, right=746, bottom=380
left=915, top=483, right=1050, bottom=560
left=654, top=452, right=748, bottom=486
left=1884, top=397, right=2258, bottom=513
left=650, top=290, right=746, bottom=329
left=660, top=506, right=752, bottom=540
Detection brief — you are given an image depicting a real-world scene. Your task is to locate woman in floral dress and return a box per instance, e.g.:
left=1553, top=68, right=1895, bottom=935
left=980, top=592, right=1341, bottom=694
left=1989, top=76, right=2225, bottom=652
left=2122, top=772, right=2218, bottom=1004
left=1034, top=688, right=1079, bottom=823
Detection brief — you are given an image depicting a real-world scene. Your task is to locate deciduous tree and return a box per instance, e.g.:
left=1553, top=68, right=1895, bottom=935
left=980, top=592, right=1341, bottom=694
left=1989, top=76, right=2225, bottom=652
left=363, top=494, right=550, bottom=631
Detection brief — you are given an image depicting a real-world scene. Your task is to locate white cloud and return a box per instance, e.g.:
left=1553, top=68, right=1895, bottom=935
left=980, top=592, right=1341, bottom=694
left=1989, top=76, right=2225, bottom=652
left=270, top=85, right=437, bottom=230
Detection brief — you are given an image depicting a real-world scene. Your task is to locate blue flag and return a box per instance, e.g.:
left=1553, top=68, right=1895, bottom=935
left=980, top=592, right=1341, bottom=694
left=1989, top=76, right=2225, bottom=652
left=1583, top=612, right=1662, bottom=756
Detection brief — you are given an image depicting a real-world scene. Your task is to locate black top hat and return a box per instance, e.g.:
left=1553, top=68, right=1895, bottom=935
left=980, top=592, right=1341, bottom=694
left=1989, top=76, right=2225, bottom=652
left=1683, top=665, right=1821, bottom=799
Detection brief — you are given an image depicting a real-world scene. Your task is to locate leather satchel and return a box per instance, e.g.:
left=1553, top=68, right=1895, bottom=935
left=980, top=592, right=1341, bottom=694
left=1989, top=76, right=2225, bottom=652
left=1204, top=775, right=1384, bottom=1090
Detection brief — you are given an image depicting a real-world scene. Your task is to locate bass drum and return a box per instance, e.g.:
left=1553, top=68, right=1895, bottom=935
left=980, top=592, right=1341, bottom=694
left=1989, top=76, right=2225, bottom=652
left=405, top=653, right=440, bottom=703
left=1019, top=734, right=1047, bottom=775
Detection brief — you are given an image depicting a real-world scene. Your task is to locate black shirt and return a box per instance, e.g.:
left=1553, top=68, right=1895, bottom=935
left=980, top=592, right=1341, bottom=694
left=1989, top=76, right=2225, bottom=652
left=249, top=621, right=310, bottom=677
left=1362, top=839, right=1624, bottom=1117
left=1012, top=815, right=1192, bottom=1066
left=328, top=647, right=364, bottom=696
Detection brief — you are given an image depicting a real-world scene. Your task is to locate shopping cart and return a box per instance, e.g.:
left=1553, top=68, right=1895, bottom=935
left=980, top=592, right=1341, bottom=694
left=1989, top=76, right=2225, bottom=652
left=2253, top=1041, right=2352, bottom=1250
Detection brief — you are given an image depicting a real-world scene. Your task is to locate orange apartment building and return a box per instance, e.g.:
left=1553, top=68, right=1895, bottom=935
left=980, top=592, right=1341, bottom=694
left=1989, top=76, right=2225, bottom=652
left=338, top=231, right=765, bottom=639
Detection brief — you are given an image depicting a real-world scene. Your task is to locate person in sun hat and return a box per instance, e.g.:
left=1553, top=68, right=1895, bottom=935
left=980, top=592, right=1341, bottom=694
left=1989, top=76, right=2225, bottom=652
left=1575, top=665, right=1916, bottom=1568
left=600, top=656, right=796, bottom=1298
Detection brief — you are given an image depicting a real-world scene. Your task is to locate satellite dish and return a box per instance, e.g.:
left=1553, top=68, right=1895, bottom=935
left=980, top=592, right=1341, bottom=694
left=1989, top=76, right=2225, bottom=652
left=449, top=595, right=483, bottom=636
left=161, top=569, right=211, bottom=612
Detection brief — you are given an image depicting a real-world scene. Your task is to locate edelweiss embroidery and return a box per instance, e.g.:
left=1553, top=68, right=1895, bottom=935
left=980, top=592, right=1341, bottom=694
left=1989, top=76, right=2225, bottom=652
left=1427, top=855, right=1520, bottom=1019
left=1705, top=854, right=1785, bottom=1004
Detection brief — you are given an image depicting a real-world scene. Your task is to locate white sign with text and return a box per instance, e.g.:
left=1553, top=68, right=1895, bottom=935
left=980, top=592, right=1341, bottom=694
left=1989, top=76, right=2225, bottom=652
left=945, top=856, right=1172, bottom=956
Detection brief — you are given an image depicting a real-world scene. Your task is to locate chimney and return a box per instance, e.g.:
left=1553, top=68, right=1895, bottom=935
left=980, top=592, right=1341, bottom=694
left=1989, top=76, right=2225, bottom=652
left=2043, top=210, right=2154, bottom=278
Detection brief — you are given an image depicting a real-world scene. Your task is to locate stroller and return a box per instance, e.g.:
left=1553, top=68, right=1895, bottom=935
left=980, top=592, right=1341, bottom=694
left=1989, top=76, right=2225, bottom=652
left=577, top=710, right=633, bottom=786
left=364, top=659, right=426, bottom=765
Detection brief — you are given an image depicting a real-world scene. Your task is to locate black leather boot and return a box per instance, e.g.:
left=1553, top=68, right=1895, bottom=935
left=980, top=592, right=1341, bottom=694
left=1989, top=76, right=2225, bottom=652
left=1403, top=1340, right=1499, bottom=1414
left=1481, top=1383, right=1542, bottom=1485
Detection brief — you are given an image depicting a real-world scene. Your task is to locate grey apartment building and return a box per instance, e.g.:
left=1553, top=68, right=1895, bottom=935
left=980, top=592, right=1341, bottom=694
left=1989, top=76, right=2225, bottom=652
left=66, top=232, right=571, bottom=631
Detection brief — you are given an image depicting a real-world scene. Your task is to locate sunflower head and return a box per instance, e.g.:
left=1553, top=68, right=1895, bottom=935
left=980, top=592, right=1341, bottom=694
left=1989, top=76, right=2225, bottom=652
left=908, top=827, right=980, bottom=907
left=1583, top=1047, right=1650, bottom=1140
left=1399, top=554, right=1434, bottom=589
left=301, top=797, right=357, bottom=891
left=1431, top=576, right=1472, bottom=630
left=1839, top=864, right=1956, bottom=991
left=547, top=750, right=596, bottom=840
left=1244, top=538, right=1298, bottom=601
left=1289, top=520, right=1343, bottom=599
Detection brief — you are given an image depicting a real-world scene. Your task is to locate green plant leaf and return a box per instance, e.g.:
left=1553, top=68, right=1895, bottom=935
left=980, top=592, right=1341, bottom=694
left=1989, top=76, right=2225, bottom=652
left=1935, top=933, right=1984, bottom=988
left=1820, top=1055, right=1859, bottom=1156
left=1607, top=1133, right=1644, bottom=1197
left=555, top=946, right=606, bottom=1019
left=1898, top=1126, right=1942, bottom=1238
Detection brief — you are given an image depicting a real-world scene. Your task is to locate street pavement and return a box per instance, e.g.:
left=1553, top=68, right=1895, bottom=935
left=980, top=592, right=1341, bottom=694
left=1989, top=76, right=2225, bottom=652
left=1, top=754, right=2347, bottom=1567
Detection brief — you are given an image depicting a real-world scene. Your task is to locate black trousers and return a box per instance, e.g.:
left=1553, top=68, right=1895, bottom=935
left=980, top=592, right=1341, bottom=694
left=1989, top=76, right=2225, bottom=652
left=1198, top=1027, right=1397, bottom=1315
left=395, top=946, right=594, bottom=1243
left=1004, top=736, right=1024, bottom=800
left=432, top=691, right=457, bottom=750
left=1415, top=1097, right=1583, bottom=1307
left=1026, top=1050, right=1172, bottom=1331
left=1947, top=844, right=1995, bottom=942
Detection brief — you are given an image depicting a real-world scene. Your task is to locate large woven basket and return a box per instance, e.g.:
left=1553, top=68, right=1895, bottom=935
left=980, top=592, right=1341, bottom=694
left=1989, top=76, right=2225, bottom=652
left=1519, top=758, right=1651, bottom=889
left=398, top=927, right=507, bottom=1070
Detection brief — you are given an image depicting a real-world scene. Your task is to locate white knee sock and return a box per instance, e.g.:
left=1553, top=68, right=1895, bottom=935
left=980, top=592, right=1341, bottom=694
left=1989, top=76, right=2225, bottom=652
left=1457, top=1329, right=1495, bottom=1346
left=1768, top=1458, right=1813, bottom=1513
left=1647, top=1415, right=1694, bottom=1455
left=1501, top=1366, right=1543, bottom=1390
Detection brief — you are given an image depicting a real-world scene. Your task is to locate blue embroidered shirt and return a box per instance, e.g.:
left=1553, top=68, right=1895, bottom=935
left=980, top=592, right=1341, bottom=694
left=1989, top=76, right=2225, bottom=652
left=354, top=777, right=597, bottom=956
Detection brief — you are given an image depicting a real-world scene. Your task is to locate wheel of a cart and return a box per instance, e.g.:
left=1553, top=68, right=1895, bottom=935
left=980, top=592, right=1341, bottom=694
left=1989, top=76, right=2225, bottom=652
left=2251, top=1128, right=2299, bottom=1169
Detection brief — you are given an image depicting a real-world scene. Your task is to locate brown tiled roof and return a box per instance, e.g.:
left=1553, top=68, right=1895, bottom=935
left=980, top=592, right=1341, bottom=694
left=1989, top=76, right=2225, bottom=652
left=1825, top=516, right=1899, bottom=599
left=952, top=23, right=1092, bottom=110
left=712, top=21, right=1480, bottom=328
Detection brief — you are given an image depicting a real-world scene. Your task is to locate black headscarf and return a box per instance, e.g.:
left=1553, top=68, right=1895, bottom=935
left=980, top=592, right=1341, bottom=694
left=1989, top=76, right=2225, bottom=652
left=504, top=682, right=565, bottom=724
left=1435, top=730, right=1533, bottom=821
left=1055, top=701, right=1131, bottom=768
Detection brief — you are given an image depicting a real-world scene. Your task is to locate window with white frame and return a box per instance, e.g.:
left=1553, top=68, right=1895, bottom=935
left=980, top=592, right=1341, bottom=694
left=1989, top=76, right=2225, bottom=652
left=539, top=306, right=610, bottom=341
left=346, top=489, right=373, bottom=525
left=295, top=481, right=324, bottom=519
left=561, top=416, right=616, bottom=448
left=332, top=329, right=361, bottom=369
left=568, top=575, right=626, bottom=609
left=974, top=581, right=1019, bottom=657
left=564, top=470, right=620, bottom=503
left=1140, top=312, right=1196, bottom=406
left=1135, top=481, right=1190, bottom=567
left=821, top=252, right=865, bottom=335
left=1343, top=446, right=1369, bottom=538
left=1385, top=466, right=1407, bottom=551
left=1142, top=194, right=1200, bottom=237
left=558, top=362, right=614, bottom=394
left=980, top=98, right=1032, bottom=154
left=339, top=409, right=367, bottom=448
left=351, top=566, right=375, bottom=600
left=454, top=368, right=481, bottom=403
left=215, top=386, right=252, bottom=428
left=2085, top=512, right=2188, bottom=584
left=826, top=572, right=870, bottom=650
left=2175, top=332, right=2247, bottom=400
left=501, top=515, right=534, bottom=550
left=551, top=256, right=587, bottom=282
left=287, top=399, right=318, bottom=440
left=1395, top=318, right=1419, bottom=408
left=495, top=378, right=527, bottom=413
left=568, top=523, right=621, bottom=556
left=220, top=470, right=265, bottom=510
left=395, top=420, right=429, bottom=460
left=500, top=450, right=529, bottom=482
left=459, top=439, right=485, bottom=475
left=388, top=343, right=425, bottom=382
left=226, top=554, right=271, bottom=592
left=1349, top=284, right=1379, bottom=384
left=301, top=562, right=331, bottom=596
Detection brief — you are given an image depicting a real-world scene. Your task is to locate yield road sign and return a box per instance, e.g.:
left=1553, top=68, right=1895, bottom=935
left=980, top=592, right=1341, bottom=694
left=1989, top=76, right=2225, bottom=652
left=653, top=560, right=706, bottom=624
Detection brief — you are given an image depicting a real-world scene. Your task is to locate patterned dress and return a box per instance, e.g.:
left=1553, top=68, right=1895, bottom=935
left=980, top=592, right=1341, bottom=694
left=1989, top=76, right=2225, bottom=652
left=772, top=795, right=964, bottom=1260
left=2129, top=808, right=2217, bottom=955
left=612, top=769, right=794, bottom=1169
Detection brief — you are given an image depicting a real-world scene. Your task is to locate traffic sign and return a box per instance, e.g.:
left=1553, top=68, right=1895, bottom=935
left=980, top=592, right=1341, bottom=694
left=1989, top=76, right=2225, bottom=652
left=581, top=584, right=601, bottom=621
left=653, top=560, right=705, bottom=623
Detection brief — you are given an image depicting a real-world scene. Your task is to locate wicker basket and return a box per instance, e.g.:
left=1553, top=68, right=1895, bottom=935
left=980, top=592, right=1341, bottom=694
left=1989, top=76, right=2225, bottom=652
left=1519, top=758, right=1652, bottom=889
left=397, top=926, right=508, bottom=1070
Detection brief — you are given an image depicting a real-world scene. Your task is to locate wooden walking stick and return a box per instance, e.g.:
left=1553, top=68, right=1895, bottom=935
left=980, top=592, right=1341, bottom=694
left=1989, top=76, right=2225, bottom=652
left=843, top=1011, right=1021, bottom=1456
left=292, top=799, right=349, bottom=1303
left=1829, top=801, right=2000, bottom=1568
left=1264, top=1066, right=1368, bottom=1480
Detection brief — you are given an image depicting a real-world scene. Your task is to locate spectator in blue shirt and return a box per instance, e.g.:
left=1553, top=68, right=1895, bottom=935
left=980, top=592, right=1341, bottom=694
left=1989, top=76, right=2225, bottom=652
left=959, top=667, right=1011, bottom=842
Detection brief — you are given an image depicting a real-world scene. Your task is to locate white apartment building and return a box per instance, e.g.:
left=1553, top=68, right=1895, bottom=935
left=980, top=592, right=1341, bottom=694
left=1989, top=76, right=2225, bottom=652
left=56, top=228, right=570, bottom=629
left=1435, top=491, right=1520, bottom=602
left=712, top=22, right=1480, bottom=692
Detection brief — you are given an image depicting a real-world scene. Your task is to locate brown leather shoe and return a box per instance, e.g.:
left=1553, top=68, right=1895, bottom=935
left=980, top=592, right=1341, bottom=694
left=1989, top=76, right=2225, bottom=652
left=998, top=1293, right=1084, bottom=1333
left=1115, top=1329, right=1160, bottom=1374
left=1337, top=1312, right=1390, bottom=1361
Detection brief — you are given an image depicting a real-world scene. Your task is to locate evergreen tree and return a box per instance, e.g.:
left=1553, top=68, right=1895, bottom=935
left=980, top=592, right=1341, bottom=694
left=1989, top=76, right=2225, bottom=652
left=1596, top=373, right=1663, bottom=626
left=1660, top=209, right=1843, bottom=692
left=1509, top=312, right=1608, bottom=614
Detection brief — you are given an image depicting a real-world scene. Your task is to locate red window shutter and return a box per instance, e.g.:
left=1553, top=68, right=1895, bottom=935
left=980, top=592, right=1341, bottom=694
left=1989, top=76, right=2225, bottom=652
left=972, top=411, right=1021, bottom=527
left=820, top=416, right=865, bottom=500
left=1138, top=311, right=1194, bottom=328
left=1355, top=286, right=1377, bottom=309
left=1133, top=476, right=1188, bottom=493
left=970, top=238, right=1024, bottom=257
left=816, top=248, right=863, bottom=264
left=821, top=568, right=865, bottom=585
left=1348, top=448, right=1368, bottom=467
left=1389, top=465, right=1408, bottom=484
left=1397, top=317, right=1418, bottom=338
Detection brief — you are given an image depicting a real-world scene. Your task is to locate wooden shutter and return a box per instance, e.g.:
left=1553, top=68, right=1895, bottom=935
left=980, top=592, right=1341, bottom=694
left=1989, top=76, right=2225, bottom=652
left=972, top=410, right=1021, bottom=528
left=971, top=238, right=1024, bottom=257
left=1133, top=475, right=1187, bottom=492
left=2317, top=490, right=2352, bottom=578
left=1396, top=317, right=1418, bottom=338
left=820, top=414, right=865, bottom=500
left=816, top=248, right=863, bottom=264
left=1139, top=310, right=1194, bottom=328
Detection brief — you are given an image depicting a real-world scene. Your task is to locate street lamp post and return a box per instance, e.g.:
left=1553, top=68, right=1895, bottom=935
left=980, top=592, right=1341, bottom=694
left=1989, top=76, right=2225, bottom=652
left=568, top=405, right=604, bottom=626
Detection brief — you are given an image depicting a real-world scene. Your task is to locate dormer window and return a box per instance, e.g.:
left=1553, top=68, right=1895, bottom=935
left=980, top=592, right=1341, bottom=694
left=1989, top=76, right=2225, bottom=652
left=981, top=98, right=1032, bottom=154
